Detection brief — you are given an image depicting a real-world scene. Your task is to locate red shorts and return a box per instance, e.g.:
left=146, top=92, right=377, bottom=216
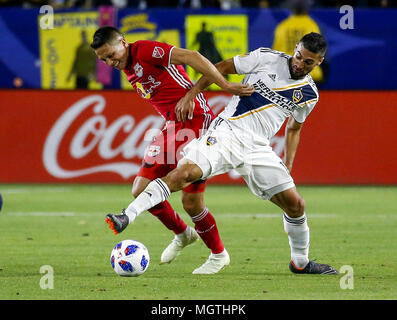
left=137, top=113, right=213, bottom=193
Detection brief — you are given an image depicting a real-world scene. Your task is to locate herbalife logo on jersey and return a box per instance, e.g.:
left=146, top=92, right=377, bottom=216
left=253, top=79, right=300, bottom=113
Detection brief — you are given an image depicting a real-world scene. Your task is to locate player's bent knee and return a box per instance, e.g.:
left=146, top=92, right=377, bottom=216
left=164, top=164, right=203, bottom=192
left=131, top=177, right=150, bottom=198
left=285, top=197, right=306, bottom=218
left=131, top=186, right=140, bottom=199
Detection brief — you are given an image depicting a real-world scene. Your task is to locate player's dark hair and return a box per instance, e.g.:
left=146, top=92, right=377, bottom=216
left=91, top=26, right=123, bottom=50
left=299, top=32, right=327, bottom=57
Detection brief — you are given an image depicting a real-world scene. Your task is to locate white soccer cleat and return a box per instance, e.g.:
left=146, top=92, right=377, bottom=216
left=192, top=249, right=230, bottom=274
left=160, top=226, right=199, bottom=264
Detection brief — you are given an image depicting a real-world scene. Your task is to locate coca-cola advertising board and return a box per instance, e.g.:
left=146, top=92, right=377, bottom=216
left=0, top=90, right=395, bottom=184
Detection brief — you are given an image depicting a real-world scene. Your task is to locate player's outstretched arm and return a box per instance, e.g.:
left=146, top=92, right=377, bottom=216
left=174, top=57, right=253, bottom=122
left=171, top=48, right=254, bottom=96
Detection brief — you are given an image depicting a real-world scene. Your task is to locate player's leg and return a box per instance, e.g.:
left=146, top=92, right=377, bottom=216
left=239, top=146, right=337, bottom=275
left=179, top=187, right=229, bottom=274
left=132, top=176, right=188, bottom=235
left=106, top=122, right=192, bottom=235
left=105, top=173, right=190, bottom=235
left=270, top=187, right=309, bottom=268
left=181, top=189, right=225, bottom=255
left=174, top=123, right=235, bottom=274
left=123, top=159, right=203, bottom=221
left=159, top=188, right=206, bottom=265
left=118, top=117, right=233, bottom=221
left=270, top=187, right=338, bottom=274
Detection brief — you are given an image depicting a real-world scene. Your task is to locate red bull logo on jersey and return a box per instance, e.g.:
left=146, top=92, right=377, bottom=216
left=134, top=75, right=161, bottom=100
left=134, top=62, right=143, bottom=77
left=147, top=145, right=161, bottom=157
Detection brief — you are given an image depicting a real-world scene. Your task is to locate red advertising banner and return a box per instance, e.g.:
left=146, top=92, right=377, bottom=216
left=0, top=90, right=395, bottom=184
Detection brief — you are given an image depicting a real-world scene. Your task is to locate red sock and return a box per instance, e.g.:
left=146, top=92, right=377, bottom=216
left=192, top=207, right=224, bottom=254
left=148, top=200, right=187, bottom=235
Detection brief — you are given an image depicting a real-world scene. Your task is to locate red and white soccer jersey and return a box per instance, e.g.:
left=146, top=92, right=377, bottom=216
left=123, top=40, right=213, bottom=125
left=123, top=40, right=214, bottom=192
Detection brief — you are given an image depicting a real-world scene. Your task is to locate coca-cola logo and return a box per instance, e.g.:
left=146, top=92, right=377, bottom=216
left=42, top=94, right=285, bottom=180
left=43, top=94, right=164, bottom=179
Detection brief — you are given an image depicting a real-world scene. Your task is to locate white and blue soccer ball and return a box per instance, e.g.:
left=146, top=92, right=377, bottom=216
left=110, top=240, right=150, bottom=277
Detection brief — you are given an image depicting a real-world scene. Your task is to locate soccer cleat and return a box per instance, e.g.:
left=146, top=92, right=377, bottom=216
left=192, top=249, right=230, bottom=274
left=160, top=226, right=199, bottom=264
left=289, top=259, right=338, bottom=275
left=105, top=209, right=129, bottom=235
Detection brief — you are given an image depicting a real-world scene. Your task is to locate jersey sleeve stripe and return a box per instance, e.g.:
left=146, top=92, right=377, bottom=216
left=170, top=64, right=193, bottom=88
left=164, top=65, right=210, bottom=114
left=231, top=92, right=274, bottom=117
left=168, top=65, right=210, bottom=113
left=196, top=92, right=210, bottom=113
left=276, top=84, right=318, bottom=103
left=164, top=65, right=191, bottom=89
left=273, top=81, right=308, bottom=91
left=229, top=104, right=275, bottom=120
left=168, top=46, right=175, bottom=68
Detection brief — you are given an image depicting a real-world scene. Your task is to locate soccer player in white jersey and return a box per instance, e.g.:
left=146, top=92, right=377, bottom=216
left=108, top=32, right=338, bottom=275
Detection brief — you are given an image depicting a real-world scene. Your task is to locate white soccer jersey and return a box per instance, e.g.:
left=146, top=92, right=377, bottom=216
left=218, top=48, right=319, bottom=145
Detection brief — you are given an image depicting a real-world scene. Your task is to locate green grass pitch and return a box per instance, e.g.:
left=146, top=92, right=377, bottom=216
left=0, top=184, right=396, bottom=300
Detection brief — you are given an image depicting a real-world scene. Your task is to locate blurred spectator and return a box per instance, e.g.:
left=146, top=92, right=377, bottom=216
left=367, top=0, right=397, bottom=6
left=66, top=30, right=97, bottom=89
left=240, top=0, right=281, bottom=7
left=220, top=0, right=240, bottom=9
left=190, top=21, right=224, bottom=79
left=273, top=0, right=329, bottom=86
left=193, top=22, right=223, bottom=64
left=178, top=0, right=220, bottom=8
left=107, top=0, right=146, bottom=8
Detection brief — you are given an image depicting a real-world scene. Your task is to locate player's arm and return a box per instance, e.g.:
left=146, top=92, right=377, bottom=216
left=171, top=48, right=253, bottom=96
left=194, top=58, right=238, bottom=93
left=174, top=57, right=246, bottom=122
left=284, top=116, right=304, bottom=172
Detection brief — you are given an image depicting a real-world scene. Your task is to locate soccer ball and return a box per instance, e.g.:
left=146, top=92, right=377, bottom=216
left=110, top=240, right=150, bottom=277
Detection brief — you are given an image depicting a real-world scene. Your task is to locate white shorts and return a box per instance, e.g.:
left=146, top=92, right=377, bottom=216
left=182, top=118, right=295, bottom=200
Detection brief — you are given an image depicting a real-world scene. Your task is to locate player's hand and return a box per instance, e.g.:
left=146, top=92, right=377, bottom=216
left=175, top=95, right=195, bottom=122
left=225, top=82, right=255, bottom=96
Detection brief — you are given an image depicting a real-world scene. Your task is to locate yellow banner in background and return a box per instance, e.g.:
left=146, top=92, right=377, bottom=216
left=120, top=13, right=180, bottom=90
left=186, top=15, right=248, bottom=90
left=39, top=12, right=102, bottom=90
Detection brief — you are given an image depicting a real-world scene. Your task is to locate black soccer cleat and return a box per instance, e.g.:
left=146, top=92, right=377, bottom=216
left=289, top=260, right=338, bottom=275
left=105, top=209, right=129, bottom=235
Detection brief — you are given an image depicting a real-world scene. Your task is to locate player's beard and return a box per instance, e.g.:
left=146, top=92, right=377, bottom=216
left=289, top=58, right=306, bottom=80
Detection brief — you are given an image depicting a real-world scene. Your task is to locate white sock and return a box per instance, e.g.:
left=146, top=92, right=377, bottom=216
left=283, top=213, right=310, bottom=268
left=125, top=178, right=171, bottom=224
left=210, top=249, right=228, bottom=259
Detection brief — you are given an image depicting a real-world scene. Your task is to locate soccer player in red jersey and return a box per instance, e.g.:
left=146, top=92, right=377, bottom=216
left=91, top=26, right=254, bottom=272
